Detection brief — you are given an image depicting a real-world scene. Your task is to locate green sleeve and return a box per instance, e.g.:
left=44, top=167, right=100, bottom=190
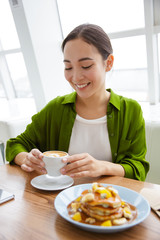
left=6, top=108, right=47, bottom=163
left=5, top=93, right=76, bottom=164
left=117, top=102, right=149, bottom=181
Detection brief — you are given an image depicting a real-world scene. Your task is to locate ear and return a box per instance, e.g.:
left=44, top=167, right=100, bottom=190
left=105, top=54, right=114, bottom=72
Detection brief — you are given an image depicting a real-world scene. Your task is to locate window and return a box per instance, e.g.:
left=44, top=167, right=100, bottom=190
left=5, top=53, right=32, bottom=97
left=57, top=0, right=144, bottom=38
left=158, top=34, right=160, bottom=71
left=0, top=0, right=32, bottom=99
left=0, top=75, right=5, bottom=97
left=57, top=0, right=160, bottom=103
left=108, top=35, right=148, bottom=101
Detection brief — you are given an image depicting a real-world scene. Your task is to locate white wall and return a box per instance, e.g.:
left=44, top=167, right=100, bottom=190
left=9, top=0, right=71, bottom=111
left=145, top=120, right=160, bottom=184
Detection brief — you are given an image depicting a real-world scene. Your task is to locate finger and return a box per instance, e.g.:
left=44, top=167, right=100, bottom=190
left=27, top=153, right=45, bottom=167
left=60, top=158, right=88, bottom=175
left=69, top=170, right=90, bottom=179
left=21, top=163, right=34, bottom=172
left=65, top=159, right=88, bottom=172
left=21, top=163, right=47, bottom=174
left=25, top=158, right=46, bottom=172
left=31, top=148, right=43, bottom=160
left=62, top=153, right=89, bottom=164
left=67, top=165, right=89, bottom=176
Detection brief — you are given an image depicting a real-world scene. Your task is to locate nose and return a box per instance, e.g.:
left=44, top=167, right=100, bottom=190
left=72, top=69, right=83, bottom=82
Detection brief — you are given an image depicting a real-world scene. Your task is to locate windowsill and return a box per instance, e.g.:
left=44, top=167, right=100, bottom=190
left=0, top=97, right=160, bottom=122
left=140, top=102, right=160, bottom=122
left=0, top=98, right=37, bottom=121
left=114, top=90, right=160, bottom=122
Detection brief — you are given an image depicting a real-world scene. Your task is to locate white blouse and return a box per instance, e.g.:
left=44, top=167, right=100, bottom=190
left=68, top=114, right=112, bottom=162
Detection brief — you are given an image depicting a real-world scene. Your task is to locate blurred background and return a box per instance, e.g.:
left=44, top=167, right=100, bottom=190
left=0, top=0, right=160, bottom=183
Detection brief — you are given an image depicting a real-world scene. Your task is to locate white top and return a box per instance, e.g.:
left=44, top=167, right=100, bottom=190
left=68, top=114, right=112, bottom=162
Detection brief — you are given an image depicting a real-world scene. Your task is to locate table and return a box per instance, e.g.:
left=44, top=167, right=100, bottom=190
left=0, top=164, right=159, bottom=240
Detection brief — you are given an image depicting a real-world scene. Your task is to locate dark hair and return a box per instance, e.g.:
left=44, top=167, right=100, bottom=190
left=61, top=24, right=113, bottom=60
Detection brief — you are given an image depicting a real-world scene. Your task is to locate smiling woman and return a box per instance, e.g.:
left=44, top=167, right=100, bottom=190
left=57, top=0, right=160, bottom=103
left=63, top=39, right=109, bottom=104
left=6, top=23, right=149, bottom=182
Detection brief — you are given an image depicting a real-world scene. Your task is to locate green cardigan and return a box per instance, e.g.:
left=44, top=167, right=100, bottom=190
left=6, top=89, right=149, bottom=181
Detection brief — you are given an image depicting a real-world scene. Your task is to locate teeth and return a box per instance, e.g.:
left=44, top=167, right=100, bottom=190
left=76, top=83, right=89, bottom=88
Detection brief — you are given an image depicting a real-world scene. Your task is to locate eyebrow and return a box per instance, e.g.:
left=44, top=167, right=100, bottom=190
left=63, top=57, right=94, bottom=63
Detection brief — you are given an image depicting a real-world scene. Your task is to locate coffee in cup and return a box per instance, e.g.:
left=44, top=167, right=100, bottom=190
left=43, top=150, right=68, bottom=177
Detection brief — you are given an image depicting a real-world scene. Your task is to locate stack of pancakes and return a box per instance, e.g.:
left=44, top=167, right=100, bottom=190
left=69, top=182, right=135, bottom=226
left=80, top=183, right=124, bottom=222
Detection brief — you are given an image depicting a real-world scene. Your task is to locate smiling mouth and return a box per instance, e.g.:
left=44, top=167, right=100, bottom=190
left=76, top=83, right=90, bottom=89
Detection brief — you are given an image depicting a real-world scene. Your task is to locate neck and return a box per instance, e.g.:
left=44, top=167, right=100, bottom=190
left=76, top=90, right=110, bottom=119
left=77, top=88, right=109, bottom=105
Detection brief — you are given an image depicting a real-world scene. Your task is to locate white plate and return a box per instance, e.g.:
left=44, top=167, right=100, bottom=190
left=54, top=183, right=150, bottom=233
left=31, top=174, right=74, bottom=191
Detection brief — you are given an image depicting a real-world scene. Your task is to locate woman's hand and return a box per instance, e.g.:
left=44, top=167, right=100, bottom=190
left=60, top=153, right=125, bottom=178
left=15, top=149, right=47, bottom=174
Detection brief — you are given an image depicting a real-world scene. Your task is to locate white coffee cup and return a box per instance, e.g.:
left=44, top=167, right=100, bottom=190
left=43, top=150, right=68, bottom=177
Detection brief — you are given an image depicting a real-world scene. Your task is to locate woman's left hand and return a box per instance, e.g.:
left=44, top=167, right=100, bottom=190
left=60, top=153, right=110, bottom=178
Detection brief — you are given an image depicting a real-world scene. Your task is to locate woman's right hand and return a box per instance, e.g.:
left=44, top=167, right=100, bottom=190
left=15, top=149, right=47, bottom=174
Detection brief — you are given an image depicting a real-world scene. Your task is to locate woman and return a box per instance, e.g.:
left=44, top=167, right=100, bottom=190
left=6, top=24, right=149, bottom=181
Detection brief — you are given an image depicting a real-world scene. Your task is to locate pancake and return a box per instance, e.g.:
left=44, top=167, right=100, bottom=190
left=67, top=182, right=137, bottom=226
left=85, top=204, right=120, bottom=215
left=83, top=193, right=121, bottom=208
left=81, top=204, right=123, bottom=221
left=80, top=184, right=121, bottom=208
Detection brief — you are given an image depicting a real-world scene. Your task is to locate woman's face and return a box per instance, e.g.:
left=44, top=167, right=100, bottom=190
left=63, top=38, right=107, bottom=100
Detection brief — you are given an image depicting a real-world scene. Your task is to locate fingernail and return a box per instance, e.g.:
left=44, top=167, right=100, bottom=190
left=40, top=162, right=44, bottom=167
left=70, top=174, right=74, bottom=178
left=41, top=169, right=47, bottom=174
left=61, top=168, right=66, bottom=174
left=63, top=157, right=68, bottom=162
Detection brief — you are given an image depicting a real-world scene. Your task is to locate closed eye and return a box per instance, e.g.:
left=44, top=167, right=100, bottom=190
left=82, top=64, right=93, bottom=69
left=65, top=67, right=72, bottom=70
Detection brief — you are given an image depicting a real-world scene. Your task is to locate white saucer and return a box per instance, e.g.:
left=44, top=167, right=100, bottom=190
left=31, top=174, right=74, bottom=191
